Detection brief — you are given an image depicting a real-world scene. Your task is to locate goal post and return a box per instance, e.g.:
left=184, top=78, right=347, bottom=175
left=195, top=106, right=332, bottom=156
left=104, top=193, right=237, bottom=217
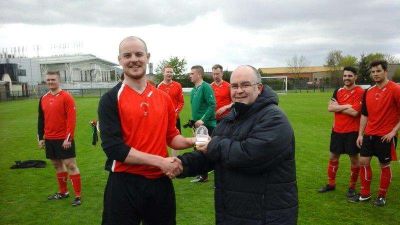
left=261, top=76, right=288, bottom=93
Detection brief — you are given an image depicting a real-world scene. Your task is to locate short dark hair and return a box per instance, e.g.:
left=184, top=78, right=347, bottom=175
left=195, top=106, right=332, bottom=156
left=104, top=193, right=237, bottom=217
left=46, top=71, right=60, bottom=76
left=370, top=60, right=388, bottom=71
left=343, top=66, right=357, bottom=75
left=212, top=64, right=223, bottom=71
left=191, top=65, right=204, bottom=76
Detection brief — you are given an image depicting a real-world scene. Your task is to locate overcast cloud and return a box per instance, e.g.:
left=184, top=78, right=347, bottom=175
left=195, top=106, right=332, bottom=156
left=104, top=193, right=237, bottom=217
left=0, top=0, right=399, bottom=69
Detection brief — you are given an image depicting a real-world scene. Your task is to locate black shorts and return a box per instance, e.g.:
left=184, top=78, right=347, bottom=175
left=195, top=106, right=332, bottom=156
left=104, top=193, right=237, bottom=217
left=330, top=131, right=360, bottom=156
left=45, top=139, right=76, bottom=159
left=102, top=173, right=176, bottom=225
left=360, top=135, right=397, bottom=164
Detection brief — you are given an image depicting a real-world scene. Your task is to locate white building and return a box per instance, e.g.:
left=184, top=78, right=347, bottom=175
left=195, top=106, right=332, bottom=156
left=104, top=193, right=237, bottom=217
left=0, top=54, right=119, bottom=88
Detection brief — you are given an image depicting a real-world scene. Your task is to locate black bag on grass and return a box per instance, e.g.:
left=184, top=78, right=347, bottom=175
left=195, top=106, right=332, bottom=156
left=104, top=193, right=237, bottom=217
left=10, top=160, right=46, bottom=169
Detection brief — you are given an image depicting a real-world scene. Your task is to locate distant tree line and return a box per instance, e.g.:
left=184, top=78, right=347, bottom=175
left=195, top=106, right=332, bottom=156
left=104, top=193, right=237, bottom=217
left=153, top=56, right=231, bottom=87
left=324, top=50, right=400, bottom=85
left=153, top=52, right=400, bottom=89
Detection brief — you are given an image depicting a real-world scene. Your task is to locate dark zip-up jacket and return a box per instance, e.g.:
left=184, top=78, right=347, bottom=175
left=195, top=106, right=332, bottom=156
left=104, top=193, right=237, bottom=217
left=179, top=85, right=298, bottom=225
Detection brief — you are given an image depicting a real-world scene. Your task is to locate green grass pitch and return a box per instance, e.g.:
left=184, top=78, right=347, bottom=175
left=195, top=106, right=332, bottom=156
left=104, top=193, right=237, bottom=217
left=0, top=92, right=399, bottom=225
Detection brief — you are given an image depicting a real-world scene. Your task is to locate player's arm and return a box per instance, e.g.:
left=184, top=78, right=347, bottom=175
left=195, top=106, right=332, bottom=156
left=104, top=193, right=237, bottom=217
left=356, top=115, right=367, bottom=148
left=37, top=97, right=45, bottom=148
left=340, top=108, right=359, bottom=117
left=357, top=91, right=368, bottom=148
left=216, top=102, right=233, bottom=116
left=63, top=94, right=76, bottom=149
left=342, top=89, right=364, bottom=117
left=382, top=86, right=400, bottom=142
left=98, top=92, right=131, bottom=162
left=381, top=119, right=400, bottom=143
left=327, top=99, right=352, bottom=112
left=169, top=135, right=195, bottom=150
left=327, top=88, right=351, bottom=112
left=124, top=148, right=182, bottom=178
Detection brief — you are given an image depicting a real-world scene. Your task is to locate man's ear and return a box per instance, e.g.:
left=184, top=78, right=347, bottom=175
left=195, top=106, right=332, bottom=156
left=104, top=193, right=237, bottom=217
left=258, top=84, right=264, bottom=92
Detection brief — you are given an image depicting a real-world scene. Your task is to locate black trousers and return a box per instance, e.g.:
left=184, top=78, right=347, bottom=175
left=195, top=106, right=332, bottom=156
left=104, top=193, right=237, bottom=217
left=102, top=172, right=176, bottom=225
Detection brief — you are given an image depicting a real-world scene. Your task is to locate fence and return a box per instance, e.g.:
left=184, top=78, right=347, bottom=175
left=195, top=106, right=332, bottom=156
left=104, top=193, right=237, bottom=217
left=1, top=80, right=344, bottom=101
left=1, top=88, right=112, bottom=101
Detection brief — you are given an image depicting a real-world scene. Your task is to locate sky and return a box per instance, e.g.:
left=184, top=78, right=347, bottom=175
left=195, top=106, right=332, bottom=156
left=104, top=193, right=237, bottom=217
left=0, top=0, right=399, bottom=71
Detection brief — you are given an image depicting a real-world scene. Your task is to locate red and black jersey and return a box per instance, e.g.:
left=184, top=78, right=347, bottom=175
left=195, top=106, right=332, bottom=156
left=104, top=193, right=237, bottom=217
left=362, top=81, right=400, bottom=136
left=106, top=83, right=179, bottom=178
left=332, top=86, right=364, bottom=133
left=37, top=90, right=76, bottom=141
left=211, top=81, right=232, bottom=120
left=157, top=81, right=184, bottom=116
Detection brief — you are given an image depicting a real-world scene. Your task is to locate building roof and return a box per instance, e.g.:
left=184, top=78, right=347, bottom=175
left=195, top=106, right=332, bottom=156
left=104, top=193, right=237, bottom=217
left=35, top=54, right=118, bottom=66
left=259, top=66, right=338, bottom=74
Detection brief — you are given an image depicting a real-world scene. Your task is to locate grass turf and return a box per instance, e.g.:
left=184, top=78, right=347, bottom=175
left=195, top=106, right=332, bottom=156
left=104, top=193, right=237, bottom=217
left=0, top=92, right=399, bottom=225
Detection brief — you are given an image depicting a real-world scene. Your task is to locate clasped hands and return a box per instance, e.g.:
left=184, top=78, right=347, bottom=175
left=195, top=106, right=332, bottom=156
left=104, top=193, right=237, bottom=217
left=160, top=157, right=183, bottom=179
left=160, top=136, right=211, bottom=179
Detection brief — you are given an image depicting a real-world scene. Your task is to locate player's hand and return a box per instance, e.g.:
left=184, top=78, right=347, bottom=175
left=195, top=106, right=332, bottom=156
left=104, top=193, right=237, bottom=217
left=216, top=107, right=227, bottom=116
left=62, top=139, right=72, bottom=149
left=329, top=98, right=338, bottom=105
left=381, top=131, right=396, bottom=143
left=356, top=135, right=363, bottom=149
left=195, top=120, right=204, bottom=128
left=161, top=157, right=183, bottom=179
left=38, top=140, right=45, bottom=149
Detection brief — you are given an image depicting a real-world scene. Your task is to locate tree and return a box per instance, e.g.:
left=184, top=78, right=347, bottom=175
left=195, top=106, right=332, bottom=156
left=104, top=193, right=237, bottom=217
left=223, top=70, right=232, bottom=82
left=391, top=67, right=400, bottom=82
left=357, top=52, right=399, bottom=84
left=385, top=54, right=400, bottom=64
left=339, top=55, right=358, bottom=67
left=325, top=50, right=343, bottom=87
left=358, top=54, right=372, bottom=84
left=154, top=56, right=188, bottom=85
left=325, top=50, right=343, bottom=68
left=365, top=53, right=385, bottom=65
left=286, top=54, right=309, bottom=91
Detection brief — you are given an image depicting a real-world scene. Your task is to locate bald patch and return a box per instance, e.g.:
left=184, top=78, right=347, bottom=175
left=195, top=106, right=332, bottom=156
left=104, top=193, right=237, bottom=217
left=119, top=36, right=148, bottom=54
left=231, top=65, right=261, bottom=83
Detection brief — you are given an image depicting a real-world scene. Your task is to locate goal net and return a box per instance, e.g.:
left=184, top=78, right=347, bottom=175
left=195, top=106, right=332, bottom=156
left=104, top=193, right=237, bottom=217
left=261, top=76, right=288, bottom=93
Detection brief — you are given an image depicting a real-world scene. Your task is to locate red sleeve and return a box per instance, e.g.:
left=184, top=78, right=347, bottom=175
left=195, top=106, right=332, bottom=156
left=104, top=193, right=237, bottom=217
left=351, top=88, right=364, bottom=112
left=65, top=92, right=76, bottom=141
left=166, top=95, right=180, bottom=144
left=394, top=84, right=400, bottom=110
left=176, top=82, right=184, bottom=113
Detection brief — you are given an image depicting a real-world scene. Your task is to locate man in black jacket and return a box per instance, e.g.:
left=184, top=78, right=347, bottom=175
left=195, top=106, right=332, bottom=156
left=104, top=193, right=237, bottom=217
left=178, top=65, right=298, bottom=225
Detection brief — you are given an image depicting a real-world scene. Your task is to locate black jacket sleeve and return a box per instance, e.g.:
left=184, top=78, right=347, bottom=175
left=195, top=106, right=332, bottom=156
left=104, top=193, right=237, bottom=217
left=177, top=151, right=214, bottom=178
left=37, top=97, right=45, bottom=140
left=207, top=106, right=294, bottom=174
left=98, top=91, right=130, bottom=164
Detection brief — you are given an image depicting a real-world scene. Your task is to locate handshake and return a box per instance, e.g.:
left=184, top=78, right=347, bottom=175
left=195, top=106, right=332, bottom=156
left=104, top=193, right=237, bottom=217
left=160, top=157, right=184, bottom=179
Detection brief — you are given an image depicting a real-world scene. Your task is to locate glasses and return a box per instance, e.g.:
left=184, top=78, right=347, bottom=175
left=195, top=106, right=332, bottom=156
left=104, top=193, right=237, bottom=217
left=230, top=82, right=259, bottom=90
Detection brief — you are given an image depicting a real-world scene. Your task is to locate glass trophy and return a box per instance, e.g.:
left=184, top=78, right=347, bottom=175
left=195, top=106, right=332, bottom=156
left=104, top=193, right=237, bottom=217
left=195, top=125, right=209, bottom=145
